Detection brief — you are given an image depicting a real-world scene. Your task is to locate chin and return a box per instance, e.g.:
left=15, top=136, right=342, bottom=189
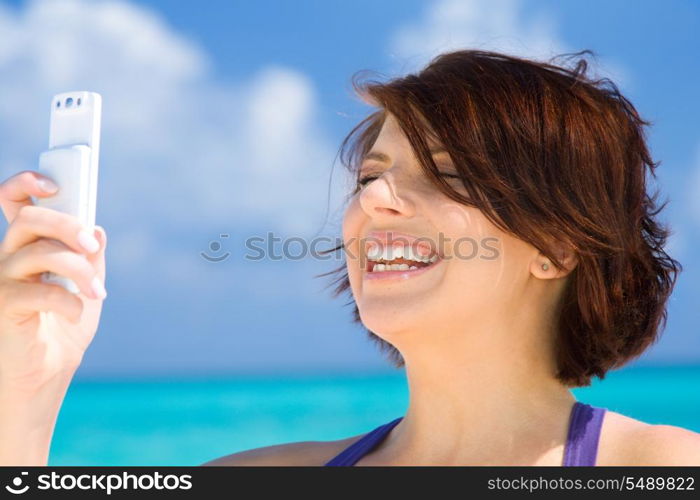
left=357, top=301, right=426, bottom=340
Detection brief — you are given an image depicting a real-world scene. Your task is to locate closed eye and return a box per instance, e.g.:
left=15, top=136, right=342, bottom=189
left=357, top=175, right=379, bottom=186
left=357, top=172, right=461, bottom=186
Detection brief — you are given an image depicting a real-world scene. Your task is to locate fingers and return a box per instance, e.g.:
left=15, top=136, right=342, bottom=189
left=0, top=205, right=101, bottom=258
left=0, top=238, right=104, bottom=300
left=0, top=171, right=59, bottom=224
left=85, top=225, right=107, bottom=284
left=0, top=279, right=84, bottom=324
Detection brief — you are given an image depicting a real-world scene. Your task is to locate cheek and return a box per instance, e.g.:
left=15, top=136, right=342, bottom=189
left=434, top=201, right=481, bottom=243
left=432, top=201, right=508, bottom=300
left=430, top=201, right=484, bottom=262
left=342, top=197, right=365, bottom=289
left=342, top=196, right=362, bottom=239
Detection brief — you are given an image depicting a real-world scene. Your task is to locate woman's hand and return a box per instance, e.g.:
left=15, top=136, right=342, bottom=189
left=0, top=170, right=107, bottom=395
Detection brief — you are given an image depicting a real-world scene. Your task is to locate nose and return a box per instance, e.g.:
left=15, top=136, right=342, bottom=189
left=358, top=173, right=416, bottom=219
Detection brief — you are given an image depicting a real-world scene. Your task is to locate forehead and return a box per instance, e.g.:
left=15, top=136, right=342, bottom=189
left=372, top=112, right=441, bottom=150
left=374, top=113, right=404, bottom=142
left=366, top=112, right=447, bottom=164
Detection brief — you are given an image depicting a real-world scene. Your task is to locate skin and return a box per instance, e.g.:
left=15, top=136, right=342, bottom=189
left=340, top=112, right=581, bottom=465
left=0, top=171, right=107, bottom=465
left=206, top=112, right=700, bottom=466
left=0, top=122, right=696, bottom=466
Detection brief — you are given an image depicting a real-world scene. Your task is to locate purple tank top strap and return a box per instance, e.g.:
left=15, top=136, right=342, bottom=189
left=325, top=401, right=606, bottom=466
left=562, top=401, right=606, bottom=466
left=324, top=417, right=403, bottom=466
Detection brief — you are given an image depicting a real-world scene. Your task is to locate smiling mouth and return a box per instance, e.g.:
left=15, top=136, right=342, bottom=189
left=365, top=255, right=436, bottom=272
left=361, top=230, right=443, bottom=279
left=364, top=255, right=442, bottom=279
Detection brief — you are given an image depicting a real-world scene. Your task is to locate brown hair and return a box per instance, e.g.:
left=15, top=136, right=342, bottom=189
left=316, top=49, right=682, bottom=387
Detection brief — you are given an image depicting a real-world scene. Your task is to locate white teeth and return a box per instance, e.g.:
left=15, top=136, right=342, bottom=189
left=406, top=246, right=437, bottom=263
left=367, top=243, right=438, bottom=265
left=405, top=246, right=421, bottom=262
left=371, top=263, right=425, bottom=272
left=367, top=243, right=383, bottom=260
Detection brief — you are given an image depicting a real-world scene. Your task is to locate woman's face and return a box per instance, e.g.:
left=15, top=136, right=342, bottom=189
left=342, top=113, right=551, bottom=358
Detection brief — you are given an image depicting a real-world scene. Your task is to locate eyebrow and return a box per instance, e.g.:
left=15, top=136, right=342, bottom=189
left=363, top=146, right=448, bottom=163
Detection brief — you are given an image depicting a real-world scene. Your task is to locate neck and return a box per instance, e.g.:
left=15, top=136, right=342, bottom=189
left=373, top=316, right=576, bottom=465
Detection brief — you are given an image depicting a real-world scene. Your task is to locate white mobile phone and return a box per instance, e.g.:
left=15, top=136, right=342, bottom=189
left=33, top=91, right=102, bottom=294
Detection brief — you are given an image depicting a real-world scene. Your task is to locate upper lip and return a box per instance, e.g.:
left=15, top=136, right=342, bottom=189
left=363, top=230, right=442, bottom=260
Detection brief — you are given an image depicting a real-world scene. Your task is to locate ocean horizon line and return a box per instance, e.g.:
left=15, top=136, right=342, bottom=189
left=70, top=361, right=700, bottom=384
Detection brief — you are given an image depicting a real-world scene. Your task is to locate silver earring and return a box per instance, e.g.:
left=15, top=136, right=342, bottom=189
left=542, top=262, right=549, bottom=271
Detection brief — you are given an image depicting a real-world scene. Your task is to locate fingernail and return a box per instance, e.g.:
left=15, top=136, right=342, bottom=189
left=91, top=276, right=107, bottom=300
left=94, top=226, right=106, bottom=243
left=37, top=178, right=59, bottom=192
left=78, top=228, right=100, bottom=253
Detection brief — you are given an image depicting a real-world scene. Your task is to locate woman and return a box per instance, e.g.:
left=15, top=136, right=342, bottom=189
left=0, top=50, right=698, bottom=466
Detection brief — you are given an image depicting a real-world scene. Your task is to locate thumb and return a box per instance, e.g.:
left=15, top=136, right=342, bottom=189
left=86, top=225, right=107, bottom=285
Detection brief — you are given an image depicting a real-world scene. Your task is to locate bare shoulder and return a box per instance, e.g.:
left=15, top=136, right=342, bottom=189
left=629, top=423, right=700, bottom=465
left=600, top=409, right=700, bottom=466
left=200, top=433, right=365, bottom=466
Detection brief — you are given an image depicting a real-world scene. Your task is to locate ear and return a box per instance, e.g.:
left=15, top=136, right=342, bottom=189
left=531, top=242, right=579, bottom=280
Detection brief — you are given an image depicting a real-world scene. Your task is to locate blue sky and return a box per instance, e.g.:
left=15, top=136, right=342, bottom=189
left=0, top=0, right=698, bottom=378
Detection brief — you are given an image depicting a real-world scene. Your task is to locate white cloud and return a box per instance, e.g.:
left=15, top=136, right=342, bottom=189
left=0, top=0, right=340, bottom=225
left=0, top=0, right=341, bottom=283
left=389, top=0, right=563, bottom=68
left=388, top=0, right=627, bottom=84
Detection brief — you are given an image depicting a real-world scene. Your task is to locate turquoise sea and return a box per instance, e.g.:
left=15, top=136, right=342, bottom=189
left=50, top=365, right=700, bottom=465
